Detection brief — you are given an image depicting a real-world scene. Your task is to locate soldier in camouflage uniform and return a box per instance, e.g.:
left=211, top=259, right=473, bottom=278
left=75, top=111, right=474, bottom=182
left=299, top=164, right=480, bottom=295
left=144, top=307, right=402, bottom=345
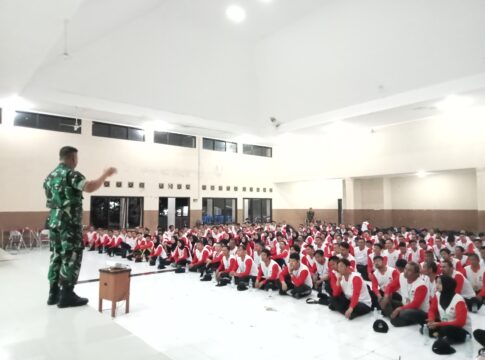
left=44, top=146, right=116, bottom=308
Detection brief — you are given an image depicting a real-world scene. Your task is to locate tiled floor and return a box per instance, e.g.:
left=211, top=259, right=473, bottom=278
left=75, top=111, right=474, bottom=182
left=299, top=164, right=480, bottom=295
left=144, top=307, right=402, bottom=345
left=2, top=249, right=484, bottom=360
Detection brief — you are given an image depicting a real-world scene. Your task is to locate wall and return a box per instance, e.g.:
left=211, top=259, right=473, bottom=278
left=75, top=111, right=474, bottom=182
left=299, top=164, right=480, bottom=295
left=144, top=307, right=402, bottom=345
left=273, top=115, right=485, bottom=182
left=344, top=170, right=481, bottom=231
left=272, top=179, right=343, bottom=226
left=0, top=120, right=274, bottom=231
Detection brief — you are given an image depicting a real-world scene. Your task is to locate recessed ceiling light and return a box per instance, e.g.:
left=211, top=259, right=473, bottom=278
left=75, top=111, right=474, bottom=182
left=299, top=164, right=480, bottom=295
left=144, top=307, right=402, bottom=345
left=436, top=95, right=474, bottom=113
left=260, top=0, right=273, bottom=3
left=226, top=5, right=246, bottom=23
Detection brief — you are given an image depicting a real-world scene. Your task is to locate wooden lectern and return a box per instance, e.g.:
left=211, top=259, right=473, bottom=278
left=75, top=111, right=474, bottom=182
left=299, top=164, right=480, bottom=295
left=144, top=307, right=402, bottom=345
left=98, top=268, right=131, bottom=317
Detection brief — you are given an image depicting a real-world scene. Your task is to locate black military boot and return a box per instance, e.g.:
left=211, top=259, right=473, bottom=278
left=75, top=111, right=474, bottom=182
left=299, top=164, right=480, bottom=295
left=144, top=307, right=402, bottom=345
left=47, top=283, right=60, bottom=305
left=57, top=285, right=89, bottom=308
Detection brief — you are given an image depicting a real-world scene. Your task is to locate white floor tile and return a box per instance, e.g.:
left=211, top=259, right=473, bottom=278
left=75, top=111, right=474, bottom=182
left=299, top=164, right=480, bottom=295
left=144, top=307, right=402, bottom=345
left=2, top=249, right=485, bottom=360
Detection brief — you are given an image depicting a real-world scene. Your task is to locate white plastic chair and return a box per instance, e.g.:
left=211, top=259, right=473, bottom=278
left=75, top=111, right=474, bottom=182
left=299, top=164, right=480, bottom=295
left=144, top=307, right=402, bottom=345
left=8, top=230, right=26, bottom=251
left=39, top=229, right=50, bottom=247
left=23, top=228, right=41, bottom=249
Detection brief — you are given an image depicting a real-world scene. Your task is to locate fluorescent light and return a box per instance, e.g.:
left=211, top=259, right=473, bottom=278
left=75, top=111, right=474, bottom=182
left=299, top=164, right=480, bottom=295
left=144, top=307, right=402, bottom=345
left=226, top=5, right=246, bottom=23
left=260, top=0, right=273, bottom=3
left=436, top=95, right=474, bottom=113
left=0, top=95, right=34, bottom=126
left=416, top=170, right=428, bottom=178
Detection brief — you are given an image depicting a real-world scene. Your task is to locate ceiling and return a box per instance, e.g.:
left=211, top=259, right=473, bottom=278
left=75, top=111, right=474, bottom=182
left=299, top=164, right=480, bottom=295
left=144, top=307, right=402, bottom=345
left=2, top=0, right=485, bottom=140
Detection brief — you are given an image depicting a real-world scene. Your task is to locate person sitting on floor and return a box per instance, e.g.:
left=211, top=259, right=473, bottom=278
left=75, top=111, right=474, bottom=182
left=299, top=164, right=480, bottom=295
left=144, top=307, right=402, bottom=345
left=380, top=261, right=429, bottom=327
left=441, top=259, right=481, bottom=313
left=312, top=250, right=329, bottom=293
left=329, top=258, right=372, bottom=320
left=215, top=244, right=237, bottom=286
left=427, top=275, right=472, bottom=344
left=278, top=253, right=313, bottom=299
left=464, top=253, right=485, bottom=308
left=371, top=255, right=400, bottom=309
left=439, top=248, right=466, bottom=275
left=255, top=249, right=281, bottom=291
left=354, top=237, right=370, bottom=280
left=230, top=245, right=258, bottom=288
left=188, top=240, right=210, bottom=274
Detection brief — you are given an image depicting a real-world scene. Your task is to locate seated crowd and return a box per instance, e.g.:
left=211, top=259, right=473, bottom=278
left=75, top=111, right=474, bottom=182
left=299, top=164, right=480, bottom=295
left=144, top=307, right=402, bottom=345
left=83, top=221, right=485, bottom=354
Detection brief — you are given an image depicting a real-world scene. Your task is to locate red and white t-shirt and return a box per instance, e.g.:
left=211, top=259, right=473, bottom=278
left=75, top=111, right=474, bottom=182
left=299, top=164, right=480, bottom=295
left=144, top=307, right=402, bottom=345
left=236, top=255, right=258, bottom=277
left=218, top=255, right=237, bottom=272
left=279, top=263, right=313, bottom=288
left=452, top=270, right=477, bottom=299
left=386, top=274, right=430, bottom=312
left=428, top=293, right=472, bottom=334
left=257, top=260, right=281, bottom=282
left=382, top=249, right=399, bottom=268
left=464, top=264, right=485, bottom=296
left=338, top=272, right=372, bottom=308
left=372, top=266, right=399, bottom=295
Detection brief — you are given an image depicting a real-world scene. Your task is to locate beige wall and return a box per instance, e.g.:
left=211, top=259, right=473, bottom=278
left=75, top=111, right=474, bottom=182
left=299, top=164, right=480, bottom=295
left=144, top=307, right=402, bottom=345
left=273, top=179, right=343, bottom=209
left=0, top=120, right=274, bottom=229
left=390, top=170, right=477, bottom=210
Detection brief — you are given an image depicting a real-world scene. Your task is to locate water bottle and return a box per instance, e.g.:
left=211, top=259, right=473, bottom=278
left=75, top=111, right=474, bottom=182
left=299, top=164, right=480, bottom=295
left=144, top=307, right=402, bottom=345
left=472, top=303, right=478, bottom=314
left=423, top=324, right=430, bottom=345
left=465, top=333, right=473, bottom=358
left=373, top=308, right=379, bottom=320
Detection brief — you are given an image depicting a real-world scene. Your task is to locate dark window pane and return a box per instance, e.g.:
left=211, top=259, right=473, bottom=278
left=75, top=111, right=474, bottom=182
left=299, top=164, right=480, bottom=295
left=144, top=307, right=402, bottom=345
left=90, top=197, right=108, bottom=228
left=108, top=198, right=121, bottom=228
left=214, top=140, right=225, bottom=152
left=128, top=128, right=145, bottom=142
left=203, top=138, right=214, bottom=150
left=243, top=144, right=271, bottom=157
left=37, top=115, right=60, bottom=131
left=93, top=122, right=110, bottom=137
left=154, top=131, right=169, bottom=144
left=110, top=125, right=127, bottom=139
left=14, top=112, right=37, bottom=128
left=181, top=135, right=195, bottom=148
left=128, top=198, right=143, bottom=228
left=155, top=131, right=194, bottom=148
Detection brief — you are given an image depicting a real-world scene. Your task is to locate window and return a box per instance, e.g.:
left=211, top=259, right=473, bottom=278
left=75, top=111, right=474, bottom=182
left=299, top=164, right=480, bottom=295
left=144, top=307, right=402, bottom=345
left=202, top=198, right=237, bottom=224
left=242, top=144, right=272, bottom=157
left=243, top=198, right=272, bottom=223
left=159, top=197, right=190, bottom=229
left=90, top=197, right=144, bottom=229
left=14, top=111, right=82, bottom=134
left=203, top=137, right=237, bottom=153
left=92, top=122, right=145, bottom=142
left=154, top=131, right=196, bottom=148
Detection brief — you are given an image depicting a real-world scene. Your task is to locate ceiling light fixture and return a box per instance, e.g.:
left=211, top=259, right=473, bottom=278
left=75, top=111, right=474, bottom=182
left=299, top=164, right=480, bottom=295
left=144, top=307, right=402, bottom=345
left=0, top=95, right=34, bottom=126
left=226, top=5, right=246, bottom=23
left=435, top=95, right=474, bottom=113
left=416, top=170, right=428, bottom=178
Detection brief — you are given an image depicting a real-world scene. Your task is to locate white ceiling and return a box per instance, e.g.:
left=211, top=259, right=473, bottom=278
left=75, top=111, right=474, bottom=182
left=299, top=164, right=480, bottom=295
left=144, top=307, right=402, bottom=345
left=2, top=0, right=485, bottom=139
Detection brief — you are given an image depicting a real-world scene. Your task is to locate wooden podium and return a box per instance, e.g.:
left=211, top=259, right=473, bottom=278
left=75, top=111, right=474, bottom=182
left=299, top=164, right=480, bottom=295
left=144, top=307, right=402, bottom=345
left=99, top=268, right=131, bottom=317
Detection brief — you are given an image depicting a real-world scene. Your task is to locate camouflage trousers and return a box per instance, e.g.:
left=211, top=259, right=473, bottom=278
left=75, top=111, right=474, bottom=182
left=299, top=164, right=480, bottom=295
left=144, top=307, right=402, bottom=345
left=47, top=223, right=84, bottom=286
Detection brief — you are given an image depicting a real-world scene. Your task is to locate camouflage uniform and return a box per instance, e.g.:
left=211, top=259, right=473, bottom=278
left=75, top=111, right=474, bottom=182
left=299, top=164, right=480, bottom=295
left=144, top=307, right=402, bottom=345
left=44, top=163, right=87, bottom=286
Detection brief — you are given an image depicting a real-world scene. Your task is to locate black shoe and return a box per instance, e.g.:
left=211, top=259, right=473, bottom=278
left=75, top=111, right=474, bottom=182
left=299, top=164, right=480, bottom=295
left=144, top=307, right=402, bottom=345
left=157, top=263, right=166, bottom=270
left=47, top=283, right=60, bottom=305
left=201, top=274, right=212, bottom=282
left=98, top=248, right=102, bottom=254
left=57, top=286, right=89, bottom=308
